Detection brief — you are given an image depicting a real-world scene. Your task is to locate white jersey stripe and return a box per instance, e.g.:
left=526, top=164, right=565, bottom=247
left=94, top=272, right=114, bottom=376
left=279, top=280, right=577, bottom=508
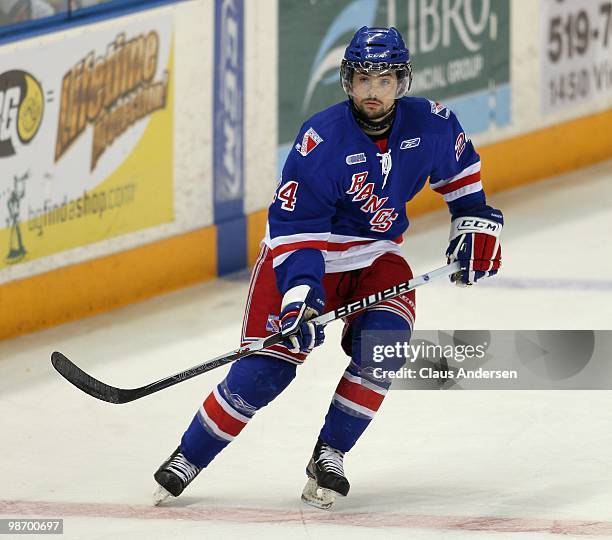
left=271, top=239, right=403, bottom=273
left=443, top=181, right=483, bottom=202
left=267, top=231, right=330, bottom=250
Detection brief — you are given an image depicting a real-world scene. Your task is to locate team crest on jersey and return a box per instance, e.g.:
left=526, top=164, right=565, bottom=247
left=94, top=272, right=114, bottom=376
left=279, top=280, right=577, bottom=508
left=455, top=132, right=466, bottom=161
left=295, top=127, right=323, bottom=156
left=346, top=152, right=366, bottom=165
left=346, top=170, right=398, bottom=233
left=266, top=314, right=280, bottom=332
left=429, top=100, right=450, bottom=119
left=400, top=138, right=421, bottom=150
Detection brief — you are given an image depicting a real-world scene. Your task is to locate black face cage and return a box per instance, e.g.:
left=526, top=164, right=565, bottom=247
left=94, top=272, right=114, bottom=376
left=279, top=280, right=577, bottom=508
left=340, top=59, right=413, bottom=99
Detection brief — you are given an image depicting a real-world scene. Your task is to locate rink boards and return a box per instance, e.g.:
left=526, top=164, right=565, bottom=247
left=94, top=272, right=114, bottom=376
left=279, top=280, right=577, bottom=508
left=0, top=0, right=611, bottom=339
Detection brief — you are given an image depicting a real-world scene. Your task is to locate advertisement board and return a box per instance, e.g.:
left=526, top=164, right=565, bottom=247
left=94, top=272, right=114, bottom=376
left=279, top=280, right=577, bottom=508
left=0, top=13, right=174, bottom=270
left=278, top=0, right=510, bottom=169
left=541, top=0, right=612, bottom=114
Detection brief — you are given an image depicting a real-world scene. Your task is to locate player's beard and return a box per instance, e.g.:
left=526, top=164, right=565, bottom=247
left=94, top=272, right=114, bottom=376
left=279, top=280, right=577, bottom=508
left=354, top=99, right=394, bottom=121
left=351, top=98, right=397, bottom=134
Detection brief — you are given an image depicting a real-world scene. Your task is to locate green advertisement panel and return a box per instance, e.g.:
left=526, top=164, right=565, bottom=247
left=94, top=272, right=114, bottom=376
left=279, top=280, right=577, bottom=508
left=278, top=0, right=510, bottom=167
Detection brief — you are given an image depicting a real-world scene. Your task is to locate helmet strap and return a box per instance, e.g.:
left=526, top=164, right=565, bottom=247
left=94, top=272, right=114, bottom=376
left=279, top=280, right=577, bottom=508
left=350, top=100, right=396, bottom=134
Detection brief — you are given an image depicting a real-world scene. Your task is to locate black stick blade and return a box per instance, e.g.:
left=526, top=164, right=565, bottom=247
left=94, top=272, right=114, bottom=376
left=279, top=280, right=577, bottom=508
left=51, top=351, right=123, bottom=404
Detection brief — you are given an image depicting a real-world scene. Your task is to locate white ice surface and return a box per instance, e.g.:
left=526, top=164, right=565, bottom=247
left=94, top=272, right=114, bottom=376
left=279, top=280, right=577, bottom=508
left=1, top=160, right=612, bottom=539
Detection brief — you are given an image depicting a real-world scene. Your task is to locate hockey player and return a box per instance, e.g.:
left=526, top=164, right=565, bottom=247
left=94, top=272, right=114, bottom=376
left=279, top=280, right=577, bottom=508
left=153, top=26, right=503, bottom=509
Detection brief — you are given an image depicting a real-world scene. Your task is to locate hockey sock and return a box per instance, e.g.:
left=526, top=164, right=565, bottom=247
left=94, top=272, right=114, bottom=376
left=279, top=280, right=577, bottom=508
left=181, top=354, right=297, bottom=467
left=319, top=310, right=411, bottom=452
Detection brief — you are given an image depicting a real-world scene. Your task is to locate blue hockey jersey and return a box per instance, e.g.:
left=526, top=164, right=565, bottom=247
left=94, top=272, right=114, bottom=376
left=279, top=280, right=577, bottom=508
left=265, top=97, right=487, bottom=295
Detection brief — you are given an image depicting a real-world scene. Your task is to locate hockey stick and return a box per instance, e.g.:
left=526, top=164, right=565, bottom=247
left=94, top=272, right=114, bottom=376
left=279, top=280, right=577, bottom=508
left=51, top=261, right=460, bottom=404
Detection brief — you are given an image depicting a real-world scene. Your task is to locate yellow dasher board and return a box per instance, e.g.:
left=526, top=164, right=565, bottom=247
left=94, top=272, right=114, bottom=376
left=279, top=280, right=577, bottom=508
left=0, top=12, right=174, bottom=270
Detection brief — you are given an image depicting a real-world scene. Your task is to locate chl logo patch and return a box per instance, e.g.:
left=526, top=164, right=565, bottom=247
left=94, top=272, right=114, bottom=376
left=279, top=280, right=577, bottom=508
left=296, top=127, right=323, bottom=156
left=429, top=100, right=450, bottom=119
left=346, top=152, right=366, bottom=165
left=455, top=132, right=466, bottom=161
left=400, top=138, right=421, bottom=150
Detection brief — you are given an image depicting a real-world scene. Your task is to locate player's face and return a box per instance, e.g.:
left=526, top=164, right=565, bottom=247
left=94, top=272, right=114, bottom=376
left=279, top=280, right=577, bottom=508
left=351, top=71, right=398, bottom=120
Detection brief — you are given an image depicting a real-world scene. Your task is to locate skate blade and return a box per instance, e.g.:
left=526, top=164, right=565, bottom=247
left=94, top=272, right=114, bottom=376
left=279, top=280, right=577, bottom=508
left=152, top=484, right=173, bottom=506
left=301, top=477, right=338, bottom=510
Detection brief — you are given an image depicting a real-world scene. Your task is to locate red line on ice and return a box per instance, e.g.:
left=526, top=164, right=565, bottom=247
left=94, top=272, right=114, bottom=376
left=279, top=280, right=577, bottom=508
left=1, top=499, right=611, bottom=536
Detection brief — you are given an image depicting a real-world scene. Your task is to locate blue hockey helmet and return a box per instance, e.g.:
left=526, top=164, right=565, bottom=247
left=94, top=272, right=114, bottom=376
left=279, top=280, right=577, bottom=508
left=340, top=26, right=413, bottom=98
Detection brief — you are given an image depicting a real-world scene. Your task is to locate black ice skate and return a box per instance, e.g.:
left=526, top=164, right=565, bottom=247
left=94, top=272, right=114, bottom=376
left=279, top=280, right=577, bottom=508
left=301, top=438, right=350, bottom=510
left=153, top=446, right=202, bottom=505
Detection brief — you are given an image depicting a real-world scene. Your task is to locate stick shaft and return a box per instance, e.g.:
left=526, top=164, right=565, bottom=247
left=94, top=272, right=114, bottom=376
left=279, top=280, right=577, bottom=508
left=51, top=261, right=459, bottom=403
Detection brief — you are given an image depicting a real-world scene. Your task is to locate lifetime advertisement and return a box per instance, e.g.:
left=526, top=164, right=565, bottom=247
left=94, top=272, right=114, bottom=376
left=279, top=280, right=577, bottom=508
left=0, top=14, right=174, bottom=270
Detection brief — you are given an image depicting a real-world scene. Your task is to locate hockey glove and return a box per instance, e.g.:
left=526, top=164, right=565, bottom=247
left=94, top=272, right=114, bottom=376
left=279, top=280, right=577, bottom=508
left=280, top=285, right=326, bottom=354
left=446, top=206, right=503, bottom=286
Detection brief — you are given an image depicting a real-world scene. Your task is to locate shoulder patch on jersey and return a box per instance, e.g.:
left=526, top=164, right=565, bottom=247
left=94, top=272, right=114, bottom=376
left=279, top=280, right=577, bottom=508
left=295, top=127, right=323, bottom=156
left=429, top=100, right=450, bottom=119
left=455, top=132, right=466, bottom=161
left=346, top=152, right=367, bottom=165
left=400, top=138, right=421, bottom=150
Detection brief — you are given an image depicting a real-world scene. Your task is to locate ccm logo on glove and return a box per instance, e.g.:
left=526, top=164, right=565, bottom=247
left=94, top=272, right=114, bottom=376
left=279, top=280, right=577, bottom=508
left=455, top=218, right=502, bottom=234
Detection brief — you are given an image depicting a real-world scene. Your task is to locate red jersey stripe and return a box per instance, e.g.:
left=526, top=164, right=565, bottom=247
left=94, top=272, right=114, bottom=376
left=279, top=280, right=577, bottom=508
left=271, top=240, right=328, bottom=257
left=433, top=172, right=481, bottom=195
left=271, top=236, right=403, bottom=258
